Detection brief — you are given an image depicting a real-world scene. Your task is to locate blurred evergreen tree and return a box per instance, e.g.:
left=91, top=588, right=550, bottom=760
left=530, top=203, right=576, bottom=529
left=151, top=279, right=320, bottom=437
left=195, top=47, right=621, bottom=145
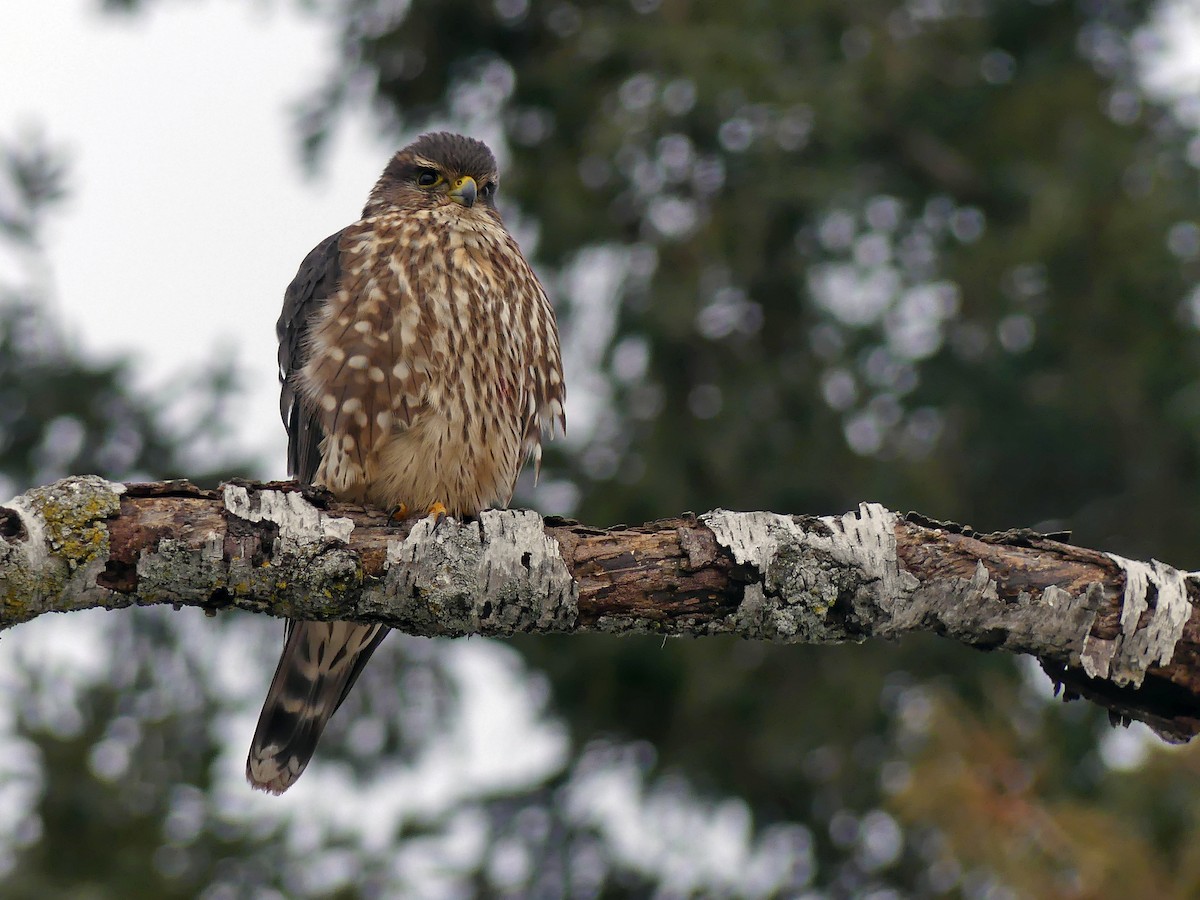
left=288, top=0, right=1200, bottom=893
left=307, top=0, right=1200, bottom=555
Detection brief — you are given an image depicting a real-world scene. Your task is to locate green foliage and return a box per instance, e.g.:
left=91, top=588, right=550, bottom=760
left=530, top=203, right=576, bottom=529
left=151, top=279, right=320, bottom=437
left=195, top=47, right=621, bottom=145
left=3, top=612, right=293, bottom=900
left=298, top=0, right=1200, bottom=892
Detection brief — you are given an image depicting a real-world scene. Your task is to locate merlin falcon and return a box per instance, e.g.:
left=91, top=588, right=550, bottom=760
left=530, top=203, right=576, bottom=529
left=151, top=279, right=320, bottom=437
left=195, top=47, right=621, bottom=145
left=247, top=132, right=566, bottom=794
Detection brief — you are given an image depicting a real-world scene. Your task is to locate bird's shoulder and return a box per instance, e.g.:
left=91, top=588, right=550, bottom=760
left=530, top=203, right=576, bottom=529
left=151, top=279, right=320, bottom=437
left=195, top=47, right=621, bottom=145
left=278, top=231, right=344, bottom=338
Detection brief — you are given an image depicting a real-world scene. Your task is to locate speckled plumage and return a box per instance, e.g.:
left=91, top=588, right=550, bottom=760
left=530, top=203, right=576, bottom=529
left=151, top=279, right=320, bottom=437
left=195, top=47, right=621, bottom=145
left=247, top=133, right=564, bottom=794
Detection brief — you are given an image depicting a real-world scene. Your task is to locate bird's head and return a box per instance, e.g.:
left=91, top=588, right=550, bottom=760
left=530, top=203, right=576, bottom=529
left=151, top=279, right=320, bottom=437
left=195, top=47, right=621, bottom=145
left=366, top=132, right=501, bottom=219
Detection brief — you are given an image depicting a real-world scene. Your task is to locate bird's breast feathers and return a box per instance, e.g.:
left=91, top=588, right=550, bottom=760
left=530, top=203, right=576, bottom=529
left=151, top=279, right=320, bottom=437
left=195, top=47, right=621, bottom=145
left=297, top=209, right=564, bottom=513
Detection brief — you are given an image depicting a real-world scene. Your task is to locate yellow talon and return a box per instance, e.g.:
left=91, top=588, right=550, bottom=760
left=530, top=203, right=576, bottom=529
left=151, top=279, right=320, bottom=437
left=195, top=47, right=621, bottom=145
left=426, top=501, right=449, bottom=530
left=388, top=501, right=448, bottom=528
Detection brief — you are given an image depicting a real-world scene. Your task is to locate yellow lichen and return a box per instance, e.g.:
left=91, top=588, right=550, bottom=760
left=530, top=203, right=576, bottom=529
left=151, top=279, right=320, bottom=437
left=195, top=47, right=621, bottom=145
left=27, top=476, right=123, bottom=570
left=2, top=477, right=123, bottom=630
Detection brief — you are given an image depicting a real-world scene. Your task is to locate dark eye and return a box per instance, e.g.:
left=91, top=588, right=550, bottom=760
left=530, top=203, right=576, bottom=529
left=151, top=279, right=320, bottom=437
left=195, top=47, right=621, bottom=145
left=480, top=181, right=497, bottom=199
left=416, top=169, right=440, bottom=187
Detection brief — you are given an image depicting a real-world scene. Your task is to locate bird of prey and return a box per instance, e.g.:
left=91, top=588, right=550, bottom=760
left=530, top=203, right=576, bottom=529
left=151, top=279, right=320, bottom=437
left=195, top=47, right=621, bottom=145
left=246, top=132, right=565, bottom=794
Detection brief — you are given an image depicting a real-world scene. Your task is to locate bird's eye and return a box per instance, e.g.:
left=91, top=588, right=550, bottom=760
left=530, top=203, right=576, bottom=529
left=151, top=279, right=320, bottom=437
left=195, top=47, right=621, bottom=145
left=416, top=169, right=441, bottom=187
left=480, top=181, right=497, bottom=199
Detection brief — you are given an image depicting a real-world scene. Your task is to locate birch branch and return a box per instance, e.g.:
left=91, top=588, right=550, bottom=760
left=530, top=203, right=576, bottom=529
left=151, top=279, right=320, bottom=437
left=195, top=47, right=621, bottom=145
left=1, top=476, right=1198, bottom=741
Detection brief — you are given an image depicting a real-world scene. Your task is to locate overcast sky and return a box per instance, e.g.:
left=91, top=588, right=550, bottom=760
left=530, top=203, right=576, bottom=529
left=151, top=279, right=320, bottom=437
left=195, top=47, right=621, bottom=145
left=1, top=0, right=394, bottom=472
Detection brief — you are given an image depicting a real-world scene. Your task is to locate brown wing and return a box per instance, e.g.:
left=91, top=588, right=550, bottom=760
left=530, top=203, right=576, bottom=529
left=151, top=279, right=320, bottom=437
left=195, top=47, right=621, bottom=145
left=298, top=218, right=438, bottom=494
left=277, top=230, right=345, bottom=485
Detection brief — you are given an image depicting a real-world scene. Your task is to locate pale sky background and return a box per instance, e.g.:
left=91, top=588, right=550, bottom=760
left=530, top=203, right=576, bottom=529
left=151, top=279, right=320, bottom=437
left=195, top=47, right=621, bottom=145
left=0, top=0, right=394, bottom=472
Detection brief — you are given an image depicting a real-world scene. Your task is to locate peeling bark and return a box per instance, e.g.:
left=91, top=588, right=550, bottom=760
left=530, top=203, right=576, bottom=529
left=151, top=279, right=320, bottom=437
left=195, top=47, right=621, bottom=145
left=2, top=476, right=1199, bottom=741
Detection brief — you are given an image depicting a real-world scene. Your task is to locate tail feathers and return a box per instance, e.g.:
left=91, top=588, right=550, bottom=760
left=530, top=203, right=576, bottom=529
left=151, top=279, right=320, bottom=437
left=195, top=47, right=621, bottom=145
left=246, top=620, right=389, bottom=794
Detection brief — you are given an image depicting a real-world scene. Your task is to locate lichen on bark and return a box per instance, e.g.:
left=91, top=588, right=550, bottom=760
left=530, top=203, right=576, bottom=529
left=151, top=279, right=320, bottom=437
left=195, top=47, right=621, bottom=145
left=2, top=476, right=1200, bottom=740
left=1, top=475, right=126, bottom=626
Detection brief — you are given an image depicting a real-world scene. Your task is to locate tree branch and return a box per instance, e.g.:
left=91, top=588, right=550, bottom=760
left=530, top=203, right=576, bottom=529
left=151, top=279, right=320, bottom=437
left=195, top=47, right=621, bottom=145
left=2, top=476, right=1198, bottom=741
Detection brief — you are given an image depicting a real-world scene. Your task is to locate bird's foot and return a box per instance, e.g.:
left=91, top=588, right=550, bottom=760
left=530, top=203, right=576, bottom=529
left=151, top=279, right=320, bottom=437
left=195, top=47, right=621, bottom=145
left=426, top=501, right=449, bottom=531
left=387, top=501, right=450, bottom=531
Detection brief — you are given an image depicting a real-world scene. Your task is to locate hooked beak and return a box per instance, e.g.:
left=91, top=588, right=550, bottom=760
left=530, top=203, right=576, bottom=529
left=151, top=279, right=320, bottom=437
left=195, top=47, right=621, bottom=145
left=449, top=176, right=477, bottom=208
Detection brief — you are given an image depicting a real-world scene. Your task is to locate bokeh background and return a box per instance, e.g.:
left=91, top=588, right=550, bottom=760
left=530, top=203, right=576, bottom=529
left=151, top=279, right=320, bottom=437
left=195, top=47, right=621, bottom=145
left=5, top=0, right=1200, bottom=896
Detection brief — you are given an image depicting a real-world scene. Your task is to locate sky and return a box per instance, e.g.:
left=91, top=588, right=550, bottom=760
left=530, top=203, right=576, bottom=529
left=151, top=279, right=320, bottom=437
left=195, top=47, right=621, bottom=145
left=0, top=0, right=394, bottom=472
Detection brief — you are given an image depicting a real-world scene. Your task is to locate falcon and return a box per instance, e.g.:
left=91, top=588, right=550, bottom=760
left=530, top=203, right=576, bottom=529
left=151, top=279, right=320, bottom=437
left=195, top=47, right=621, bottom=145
left=247, top=132, right=565, bottom=794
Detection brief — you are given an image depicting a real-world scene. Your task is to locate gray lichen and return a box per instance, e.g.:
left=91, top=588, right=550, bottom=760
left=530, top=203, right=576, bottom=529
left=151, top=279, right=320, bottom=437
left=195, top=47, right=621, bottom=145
left=705, top=504, right=916, bottom=643
left=222, top=485, right=363, bottom=619
left=1, top=475, right=126, bottom=625
left=135, top=534, right=226, bottom=606
left=372, top=510, right=578, bottom=637
left=703, top=504, right=1121, bottom=667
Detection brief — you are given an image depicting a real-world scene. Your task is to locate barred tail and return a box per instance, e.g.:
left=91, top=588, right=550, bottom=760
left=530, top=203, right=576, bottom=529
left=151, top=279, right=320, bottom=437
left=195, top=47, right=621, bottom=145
left=246, top=620, right=389, bottom=794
